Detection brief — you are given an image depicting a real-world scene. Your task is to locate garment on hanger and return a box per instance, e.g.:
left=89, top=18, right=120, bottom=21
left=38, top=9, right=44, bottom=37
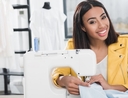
left=0, top=0, right=16, bottom=69
left=30, top=6, right=66, bottom=51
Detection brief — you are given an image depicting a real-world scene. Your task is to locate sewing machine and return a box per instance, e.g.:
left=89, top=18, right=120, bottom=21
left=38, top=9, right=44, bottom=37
left=23, top=49, right=96, bottom=98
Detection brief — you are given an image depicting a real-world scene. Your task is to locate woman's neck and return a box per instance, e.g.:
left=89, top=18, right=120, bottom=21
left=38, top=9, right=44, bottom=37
left=90, top=40, right=107, bottom=50
left=90, top=41, right=108, bottom=63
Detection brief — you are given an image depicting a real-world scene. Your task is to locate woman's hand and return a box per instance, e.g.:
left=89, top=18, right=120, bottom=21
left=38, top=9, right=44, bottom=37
left=88, top=74, right=110, bottom=89
left=88, top=74, right=127, bottom=91
left=57, top=76, right=89, bottom=95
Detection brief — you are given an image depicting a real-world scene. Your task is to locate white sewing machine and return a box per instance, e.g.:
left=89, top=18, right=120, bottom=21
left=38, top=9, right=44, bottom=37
left=23, top=49, right=96, bottom=98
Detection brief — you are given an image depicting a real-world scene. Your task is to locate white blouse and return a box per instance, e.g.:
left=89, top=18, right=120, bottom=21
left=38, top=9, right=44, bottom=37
left=96, top=56, right=108, bottom=80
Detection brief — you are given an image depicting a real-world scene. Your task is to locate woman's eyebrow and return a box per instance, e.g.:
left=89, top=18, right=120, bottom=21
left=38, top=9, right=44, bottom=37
left=87, top=17, right=96, bottom=22
left=87, top=13, right=106, bottom=22
left=100, top=13, right=105, bottom=17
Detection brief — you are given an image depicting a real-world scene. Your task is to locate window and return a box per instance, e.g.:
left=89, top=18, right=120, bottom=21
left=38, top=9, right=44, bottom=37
left=63, top=0, right=128, bottom=38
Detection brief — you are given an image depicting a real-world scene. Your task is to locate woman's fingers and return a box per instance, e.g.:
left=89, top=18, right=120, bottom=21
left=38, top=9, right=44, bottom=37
left=88, top=77, right=97, bottom=84
left=66, top=77, right=90, bottom=95
left=88, top=74, right=101, bottom=83
left=69, top=91, right=79, bottom=95
left=66, top=80, right=79, bottom=95
left=67, top=87, right=79, bottom=95
left=80, top=81, right=90, bottom=86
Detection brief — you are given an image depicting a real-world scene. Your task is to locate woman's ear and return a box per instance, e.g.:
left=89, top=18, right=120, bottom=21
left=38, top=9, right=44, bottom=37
left=81, top=26, right=86, bottom=32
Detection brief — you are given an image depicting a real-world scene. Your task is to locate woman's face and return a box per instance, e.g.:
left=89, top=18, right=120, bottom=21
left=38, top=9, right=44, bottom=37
left=82, top=7, right=110, bottom=42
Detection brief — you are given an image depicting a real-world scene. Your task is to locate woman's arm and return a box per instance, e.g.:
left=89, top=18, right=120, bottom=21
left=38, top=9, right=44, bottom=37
left=57, top=75, right=90, bottom=95
left=52, top=67, right=90, bottom=95
left=108, top=85, right=127, bottom=92
left=88, top=74, right=128, bottom=92
left=52, top=67, right=77, bottom=87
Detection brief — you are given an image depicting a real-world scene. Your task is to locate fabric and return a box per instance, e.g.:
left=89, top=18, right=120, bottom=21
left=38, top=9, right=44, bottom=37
left=105, top=89, right=128, bottom=98
left=10, top=79, right=23, bottom=94
left=30, top=8, right=66, bottom=51
left=107, top=35, right=128, bottom=88
left=79, top=83, right=107, bottom=98
left=0, top=0, right=16, bottom=69
left=96, top=55, right=107, bottom=80
left=79, top=83, right=128, bottom=98
left=52, top=35, right=128, bottom=88
left=0, top=0, right=13, bottom=55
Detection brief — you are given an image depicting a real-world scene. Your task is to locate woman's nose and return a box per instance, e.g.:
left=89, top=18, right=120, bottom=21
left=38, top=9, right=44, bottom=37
left=98, top=21, right=104, bottom=28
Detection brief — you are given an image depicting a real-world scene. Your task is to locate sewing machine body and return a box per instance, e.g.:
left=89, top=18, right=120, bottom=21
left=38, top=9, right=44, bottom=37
left=23, top=49, right=96, bottom=98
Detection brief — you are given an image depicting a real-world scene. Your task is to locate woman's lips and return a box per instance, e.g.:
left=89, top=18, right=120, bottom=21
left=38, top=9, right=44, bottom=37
left=98, top=29, right=107, bottom=37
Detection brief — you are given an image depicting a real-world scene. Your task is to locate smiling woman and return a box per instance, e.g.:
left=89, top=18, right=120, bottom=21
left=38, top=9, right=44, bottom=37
left=52, top=0, right=128, bottom=97
left=63, top=0, right=128, bottom=38
left=81, top=7, right=109, bottom=41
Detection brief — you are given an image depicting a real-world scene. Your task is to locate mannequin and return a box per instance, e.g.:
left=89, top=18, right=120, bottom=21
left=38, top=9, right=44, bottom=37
left=42, top=2, right=51, bottom=9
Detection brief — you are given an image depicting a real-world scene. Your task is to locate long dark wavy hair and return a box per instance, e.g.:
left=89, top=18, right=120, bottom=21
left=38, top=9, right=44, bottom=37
left=73, top=0, right=119, bottom=49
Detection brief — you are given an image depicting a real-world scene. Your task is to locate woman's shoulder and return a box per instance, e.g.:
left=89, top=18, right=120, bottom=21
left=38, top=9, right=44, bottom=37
left=67, top=38, right=73, bottom=42
left=109, top=34, right=128, bottom=49
left=66, top=38, right=74, bottom=49
left=117, top=34, right=128, bottom=43
left=118, top=34, right=128, bottom=39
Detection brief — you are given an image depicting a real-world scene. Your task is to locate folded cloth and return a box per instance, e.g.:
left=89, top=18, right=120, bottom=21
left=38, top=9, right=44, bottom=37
left=105, top=89, right=128, bottom=98
left=79, top=83, right=107, bottom=98
left=79, top=83, right=128, bottom=98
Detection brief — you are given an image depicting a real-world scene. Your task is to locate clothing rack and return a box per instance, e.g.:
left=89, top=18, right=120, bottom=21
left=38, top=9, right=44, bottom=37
left=0, top=0, right=31, bottom=95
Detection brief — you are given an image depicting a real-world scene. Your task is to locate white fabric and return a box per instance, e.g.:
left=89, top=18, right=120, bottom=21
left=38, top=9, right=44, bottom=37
left=10, top=79, right=23, bottom=94
left=0, top=0, right=16, bottom=69
left=96, top=55, right=107, bottom=80
left=30, top=8, right=66, bottom=51
left=79, top=83, right=128, bottom=98
left=79, top=83, right=107, bottom=98
left=105, top=89, right=128, bottom=98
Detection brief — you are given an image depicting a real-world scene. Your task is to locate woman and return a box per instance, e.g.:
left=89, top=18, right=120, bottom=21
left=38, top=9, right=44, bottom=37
left=52, top=0, right=128, bottom=96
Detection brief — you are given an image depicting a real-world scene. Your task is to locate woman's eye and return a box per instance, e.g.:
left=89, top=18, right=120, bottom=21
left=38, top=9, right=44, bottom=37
left=102, top=16, right=107, bottom=19
left=89, top=21, right=95, bottom=24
